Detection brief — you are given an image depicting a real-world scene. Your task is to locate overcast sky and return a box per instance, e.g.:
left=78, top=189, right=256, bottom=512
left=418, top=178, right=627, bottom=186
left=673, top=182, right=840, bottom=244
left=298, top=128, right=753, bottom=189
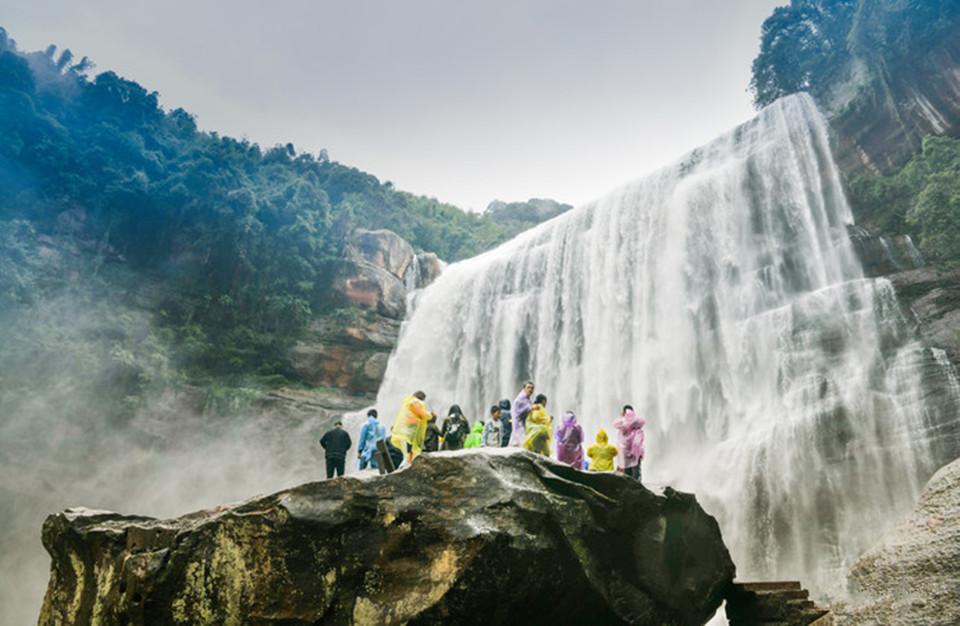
left=3, top=1, right=783, bottom=210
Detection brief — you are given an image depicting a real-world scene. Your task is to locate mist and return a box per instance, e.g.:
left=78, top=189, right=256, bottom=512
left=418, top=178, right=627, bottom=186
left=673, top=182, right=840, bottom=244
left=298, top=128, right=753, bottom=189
left=0, top=250, right=359, bottom=623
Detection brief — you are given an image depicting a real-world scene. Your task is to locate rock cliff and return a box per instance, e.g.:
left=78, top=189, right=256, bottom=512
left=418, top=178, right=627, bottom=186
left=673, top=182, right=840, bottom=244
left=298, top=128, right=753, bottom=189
left=289, top=228, right=443, bottom=395
left=38, top=450, right=734, bottom=626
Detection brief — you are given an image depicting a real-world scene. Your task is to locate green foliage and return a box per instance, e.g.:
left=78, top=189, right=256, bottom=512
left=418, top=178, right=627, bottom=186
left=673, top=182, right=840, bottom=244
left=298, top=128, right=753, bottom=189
left=750, top=0, right=960, bottom=108
left=847, top=136, right=960, bottom=264
left=750, top=0, right=857, bottom=108
left=0, top=27, right=558, bottom=383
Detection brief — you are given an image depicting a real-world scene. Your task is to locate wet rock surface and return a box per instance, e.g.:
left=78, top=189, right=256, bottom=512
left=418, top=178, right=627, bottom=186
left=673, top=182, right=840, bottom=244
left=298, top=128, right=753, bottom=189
left=38, top=450, right=734, bottom=626
left=835, top=456, right=960, bottom=626
left=889, top=266, right=960, bottom=364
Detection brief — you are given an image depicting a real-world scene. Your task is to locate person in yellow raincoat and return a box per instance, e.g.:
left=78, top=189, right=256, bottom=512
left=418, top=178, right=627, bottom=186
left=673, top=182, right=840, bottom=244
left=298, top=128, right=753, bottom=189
left=391, top=391, right=431, bottom=464
left=523, top=393, right=553, bottom=456
left=587, top=429, right=618, bottom=471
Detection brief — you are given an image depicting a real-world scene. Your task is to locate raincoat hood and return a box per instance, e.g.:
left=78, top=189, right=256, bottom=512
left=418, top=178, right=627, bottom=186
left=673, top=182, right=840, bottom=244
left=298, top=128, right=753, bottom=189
left=596, top=429, right=608, bottom=445
left=448, top=404, right=463, bottom=417
left=471, top=422, right=484, bottom=434
left=562, top=411, right=578, bottom=427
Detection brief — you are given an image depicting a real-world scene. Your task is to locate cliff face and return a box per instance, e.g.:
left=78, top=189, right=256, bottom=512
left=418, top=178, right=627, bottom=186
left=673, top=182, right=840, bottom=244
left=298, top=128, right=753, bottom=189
left=289, top=228, right=443, bottom=395
left=38, top=450, right=734, bottom=626
left=824, top=23, right=960, bottom=176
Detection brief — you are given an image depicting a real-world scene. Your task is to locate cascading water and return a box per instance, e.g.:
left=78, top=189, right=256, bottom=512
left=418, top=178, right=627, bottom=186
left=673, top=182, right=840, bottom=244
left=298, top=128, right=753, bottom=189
left=376, top=94, right=960, bottom=596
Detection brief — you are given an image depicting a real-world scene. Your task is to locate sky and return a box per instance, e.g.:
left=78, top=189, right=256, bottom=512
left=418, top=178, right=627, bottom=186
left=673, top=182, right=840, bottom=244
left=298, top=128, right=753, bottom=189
left=2, top=0, right=784, bottom=211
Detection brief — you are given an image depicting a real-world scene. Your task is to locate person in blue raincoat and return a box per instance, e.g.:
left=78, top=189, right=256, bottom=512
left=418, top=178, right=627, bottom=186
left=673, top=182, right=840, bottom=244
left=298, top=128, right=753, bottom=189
left=357, top=409, right=387, bottom=470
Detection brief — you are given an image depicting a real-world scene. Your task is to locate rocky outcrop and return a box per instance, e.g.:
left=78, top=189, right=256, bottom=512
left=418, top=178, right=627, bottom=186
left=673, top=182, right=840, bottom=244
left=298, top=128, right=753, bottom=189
left=288, top=311, right=401, bottom=394
left=411, top=251, right=444, bottom=290
left=329, top=228, right=442, bottom=318
left=835, top=456, right=960, bottom=625
left=888, top=266, right=960, bottom=364
left=38, top=450, right=735, bottom=626
left=847, top=225, right=925, bottom=278
left=290, top=228, right=444, bottom=394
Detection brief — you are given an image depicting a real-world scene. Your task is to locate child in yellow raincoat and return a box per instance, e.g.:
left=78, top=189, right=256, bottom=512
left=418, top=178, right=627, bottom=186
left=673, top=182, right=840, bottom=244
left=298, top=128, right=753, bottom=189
left=391, top=391, right=431, bottom=464
left=523, top=394, right=553, bottom=457
left=587, top=429, right=618, bottom=471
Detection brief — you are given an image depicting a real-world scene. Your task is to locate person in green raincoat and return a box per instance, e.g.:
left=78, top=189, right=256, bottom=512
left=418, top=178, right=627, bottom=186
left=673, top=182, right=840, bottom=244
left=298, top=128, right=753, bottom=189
left=463, top=421, right=485, bottom=448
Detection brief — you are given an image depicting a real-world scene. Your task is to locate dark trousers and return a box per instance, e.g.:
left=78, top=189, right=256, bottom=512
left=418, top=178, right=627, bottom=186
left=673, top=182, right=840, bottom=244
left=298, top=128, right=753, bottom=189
left=625, top=463, right=642, bottom=482
left=326, top=456, right=346, bottom=479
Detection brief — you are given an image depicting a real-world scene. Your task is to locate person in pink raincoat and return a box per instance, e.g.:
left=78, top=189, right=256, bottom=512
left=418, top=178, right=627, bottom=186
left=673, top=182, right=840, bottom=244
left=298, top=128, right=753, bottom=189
left=555, top=411, right=585, bottom=469
left=613, top=404, right=645, bottom=481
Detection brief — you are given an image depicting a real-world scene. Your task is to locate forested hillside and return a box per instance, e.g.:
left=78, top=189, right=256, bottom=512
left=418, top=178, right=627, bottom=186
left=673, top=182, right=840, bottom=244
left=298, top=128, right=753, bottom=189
left=0, top=27, right=559, bottom=392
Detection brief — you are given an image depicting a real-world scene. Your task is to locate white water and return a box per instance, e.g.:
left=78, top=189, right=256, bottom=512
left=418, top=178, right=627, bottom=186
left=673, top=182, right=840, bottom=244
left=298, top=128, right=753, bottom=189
left=376, top=94, right=960, bottom=596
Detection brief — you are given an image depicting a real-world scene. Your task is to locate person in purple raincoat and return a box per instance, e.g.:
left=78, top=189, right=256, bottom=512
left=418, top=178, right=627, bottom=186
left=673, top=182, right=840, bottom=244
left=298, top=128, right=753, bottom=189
left=508, top=381, right=535, bottom=446
left=613, top=404, right=645, bottom=481
left=555, top=411, right=585, bottom=469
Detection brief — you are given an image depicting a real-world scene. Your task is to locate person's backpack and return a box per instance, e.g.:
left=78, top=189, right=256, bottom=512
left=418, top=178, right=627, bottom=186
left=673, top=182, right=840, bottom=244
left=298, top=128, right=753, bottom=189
left=446, top=417, right=465, bottom=443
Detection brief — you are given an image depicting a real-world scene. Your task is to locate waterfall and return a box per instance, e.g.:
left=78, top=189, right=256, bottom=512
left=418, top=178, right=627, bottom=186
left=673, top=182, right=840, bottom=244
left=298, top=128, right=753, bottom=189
left=376, top=93, right=960, bottom=596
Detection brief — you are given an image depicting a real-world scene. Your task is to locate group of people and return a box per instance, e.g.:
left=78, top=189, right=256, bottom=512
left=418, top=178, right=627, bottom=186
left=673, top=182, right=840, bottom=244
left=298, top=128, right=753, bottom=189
left=321, top=381, right=646, bottom=481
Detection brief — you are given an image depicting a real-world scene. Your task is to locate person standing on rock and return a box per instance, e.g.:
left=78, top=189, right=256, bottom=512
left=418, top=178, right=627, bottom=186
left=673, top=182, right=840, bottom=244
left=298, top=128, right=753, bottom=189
left=509, top=382, right=535, bottom=446
left=423, top=413, right=442, bottom=453
left=320, top=420, right=352, bottom=479
left=613, top=405, right=645, bottom=481
left=391, top=391, right=431, bottom=465
left=498, top=399, right=512, bottom=446
left=464, top=420, right=485, bottom=448
left=523, top=394, right=553, bottom=456
left=587, top=429, right=618, bottom=472
left=483, top=405, right=504, bottom=447
left=357, top=409, right=386, bottom=471
left=441, top=404, right=470, bottom=451
left=555, top=411, right=585, bottom=468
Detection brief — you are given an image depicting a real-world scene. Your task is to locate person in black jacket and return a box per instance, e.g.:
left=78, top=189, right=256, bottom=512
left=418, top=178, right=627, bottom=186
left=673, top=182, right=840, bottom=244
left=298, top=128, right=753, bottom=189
left=441, top=405, right=469, bottom=451
left=498, top=399, right=512, bottom=446
left=320, top=420, right=352, bottom=478
left=423, top=413, right=442, bottom=452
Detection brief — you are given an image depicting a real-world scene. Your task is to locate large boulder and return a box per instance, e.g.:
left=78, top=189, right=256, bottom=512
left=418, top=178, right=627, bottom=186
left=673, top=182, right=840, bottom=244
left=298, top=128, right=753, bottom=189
left=347, top=228, right=417, bottom=283
left=38, top=450, right=734, bottom=626
left=329, top=229, right=418, bottom=319
left=836, top=456, right=960, bottom=625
